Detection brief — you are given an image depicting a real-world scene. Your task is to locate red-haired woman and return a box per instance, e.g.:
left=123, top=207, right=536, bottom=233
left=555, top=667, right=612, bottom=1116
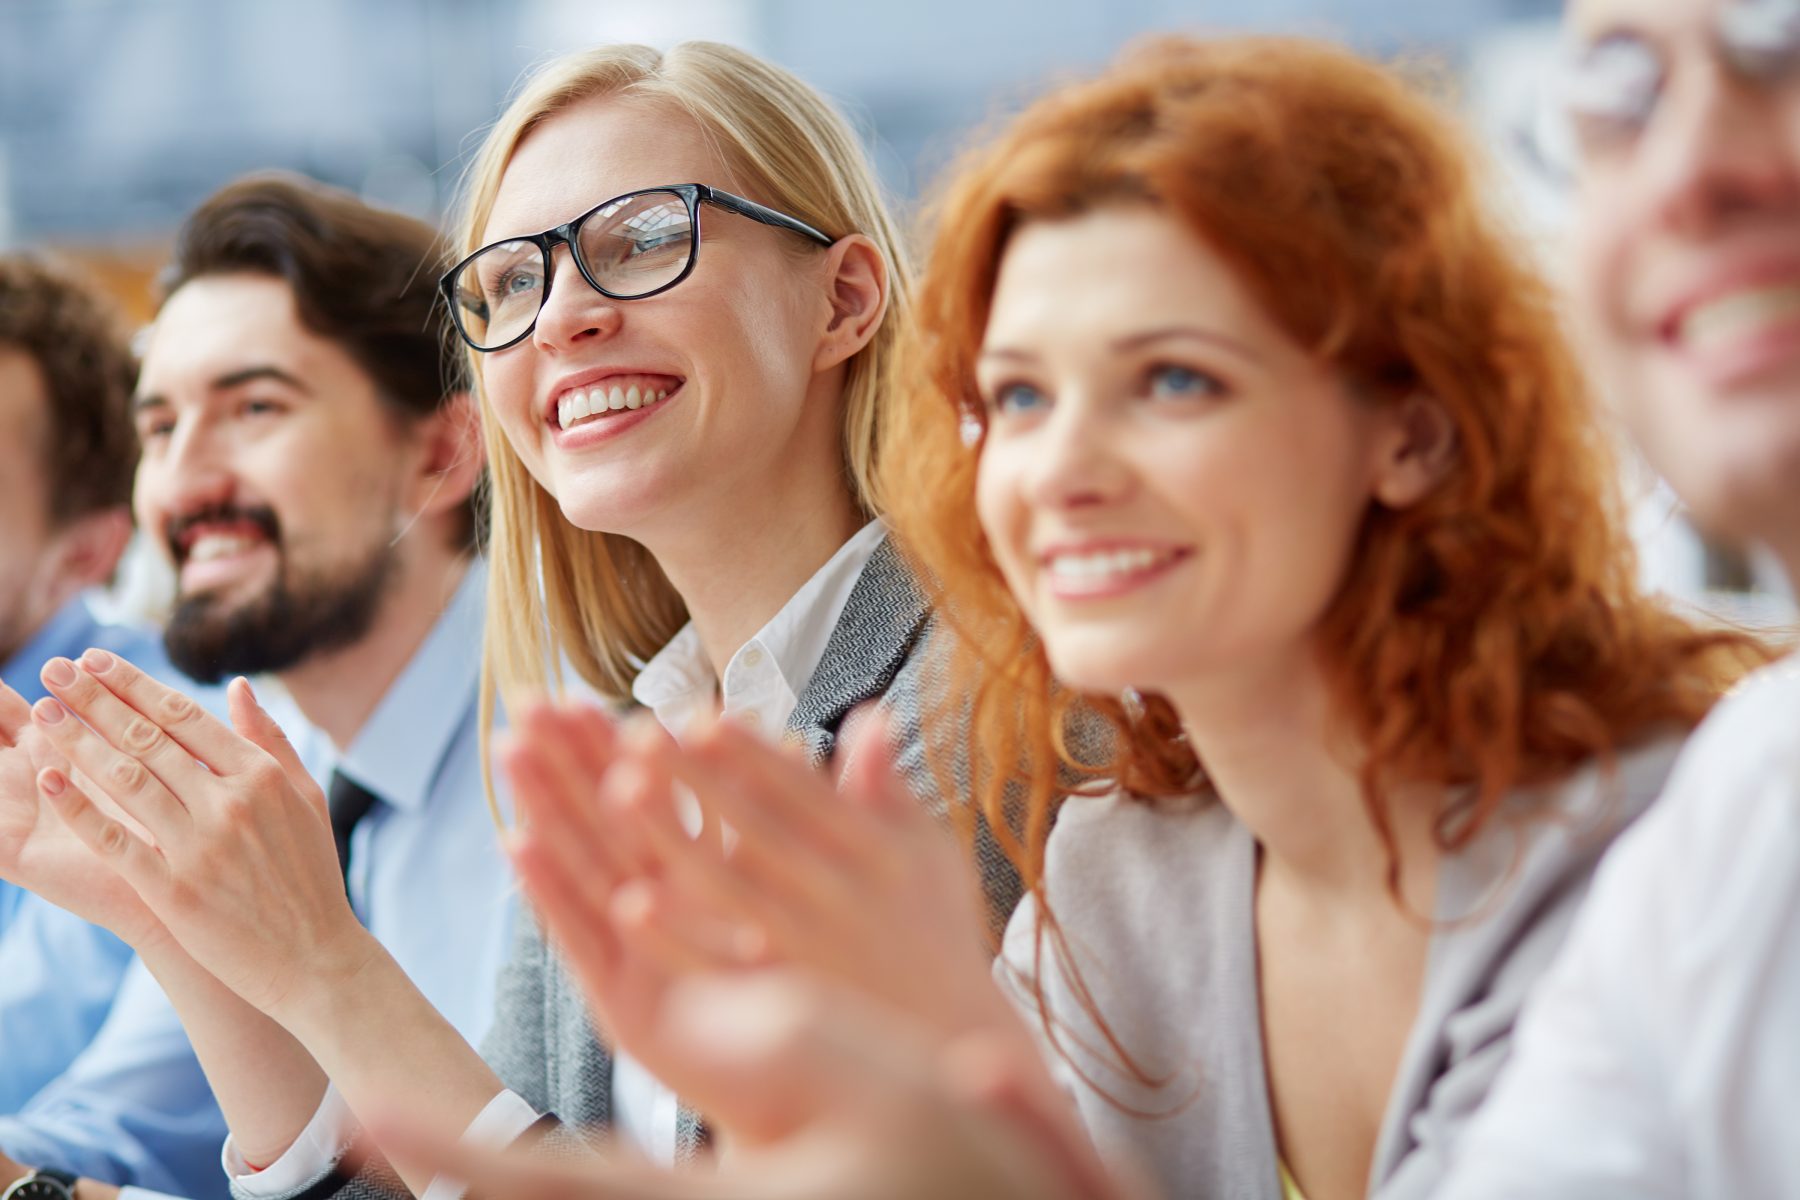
left=400, top=34, right=1771, bottom=1200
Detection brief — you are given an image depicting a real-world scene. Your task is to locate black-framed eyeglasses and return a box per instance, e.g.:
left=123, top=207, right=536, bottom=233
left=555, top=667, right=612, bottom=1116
left=440, top=183, right=837, bottom=353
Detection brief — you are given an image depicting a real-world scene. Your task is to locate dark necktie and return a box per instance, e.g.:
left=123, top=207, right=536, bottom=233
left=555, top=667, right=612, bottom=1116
left=327, top=769, right=381, bottom=891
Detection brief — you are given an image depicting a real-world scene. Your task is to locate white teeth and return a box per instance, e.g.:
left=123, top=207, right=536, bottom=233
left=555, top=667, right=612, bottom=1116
left=1046, top=547, right=1171, bottom=580
left=1682, top=284, right=1800, bottom=350
left=187, top=533, right=258, bottom=563
left=555, top=381, right=677, bottom=430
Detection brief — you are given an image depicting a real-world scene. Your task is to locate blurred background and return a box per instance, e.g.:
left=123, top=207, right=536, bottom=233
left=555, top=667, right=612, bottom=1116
left=0, top=0, right=1789, bottom=622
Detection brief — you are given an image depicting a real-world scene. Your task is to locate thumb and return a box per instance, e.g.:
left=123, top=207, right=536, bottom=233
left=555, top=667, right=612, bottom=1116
left=839, top=705, right=914, bottom=823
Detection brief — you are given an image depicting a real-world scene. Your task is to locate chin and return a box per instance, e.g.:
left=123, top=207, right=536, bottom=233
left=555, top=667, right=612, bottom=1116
left=1041, top=629, right=1171, bottom=697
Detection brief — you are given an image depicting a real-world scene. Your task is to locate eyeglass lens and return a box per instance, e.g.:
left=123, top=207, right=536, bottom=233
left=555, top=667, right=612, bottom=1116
left=452, top=190, right=697, bottom=349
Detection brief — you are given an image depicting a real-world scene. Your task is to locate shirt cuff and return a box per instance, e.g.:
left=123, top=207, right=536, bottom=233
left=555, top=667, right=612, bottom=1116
left=418, top=1090, right=543, bottom=1200
left=222, top=1085, right=357, bottom=1198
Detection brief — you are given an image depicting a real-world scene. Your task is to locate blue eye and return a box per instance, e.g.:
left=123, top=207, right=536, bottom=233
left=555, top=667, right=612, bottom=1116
left=503, top=268, right=542, bottom=296
left=1148, top=364, right=1225, bottom=400
left=989, top=381, right=1049, bottom=416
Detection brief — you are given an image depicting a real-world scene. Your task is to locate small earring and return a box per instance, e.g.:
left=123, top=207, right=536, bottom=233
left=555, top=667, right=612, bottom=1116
left=1121, top=687, right=1146, bottom=721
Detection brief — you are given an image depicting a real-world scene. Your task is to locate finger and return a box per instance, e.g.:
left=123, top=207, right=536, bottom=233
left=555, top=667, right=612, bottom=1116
left=42, top=656, right=219, bottom=800
left=554, top=701, right=620, bottom=785
left=838, top=708, right=919, bottom=825
left=32, top=695, right=191, bottom=838
left=502, top=734, right=635, bottom=890
left=662, top=730, right=866, bottom=917
left=693, top=718, right=882, bottom=861
left=508, top=831, right=637, bottom=1035
left=227, top=677, right=307, bottom=783
left=41, top=766, right=170, bottom=896
left=513, top=705, right=630, bottom=866
left=0, top=680, right=31, bottom=743
left=606, top=771, right=805, bottom=963
left=74, top=648, right=264, bottom=774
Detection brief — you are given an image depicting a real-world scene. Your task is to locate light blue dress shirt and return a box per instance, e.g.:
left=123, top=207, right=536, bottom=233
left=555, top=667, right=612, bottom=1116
left=0, top=564, right=517, bottom=1200
left=0, top=596, right=221, bottom=1112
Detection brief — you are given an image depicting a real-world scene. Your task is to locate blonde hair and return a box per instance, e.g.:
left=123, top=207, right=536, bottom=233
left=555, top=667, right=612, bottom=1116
left=456, top=42, right=913, bottom=771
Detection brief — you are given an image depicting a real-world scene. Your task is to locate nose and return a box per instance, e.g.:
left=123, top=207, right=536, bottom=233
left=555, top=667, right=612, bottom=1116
left=531, top=243, right=624, bottom=351
left=138, top=418, right=236, bottom=535
left=1019, top=398, right=1135, bottom=513
left=1646, top=59, right=1800, bottom=238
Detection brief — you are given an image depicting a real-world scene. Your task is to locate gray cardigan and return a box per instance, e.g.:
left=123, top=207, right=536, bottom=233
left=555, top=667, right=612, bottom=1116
left=999, top=733, right=1687, bottom=1200
left=278, top=535, right=1020, bottom=1199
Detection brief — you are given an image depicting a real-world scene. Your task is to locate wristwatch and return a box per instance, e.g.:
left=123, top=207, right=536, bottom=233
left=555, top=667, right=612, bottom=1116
left=1, top=1169, right=76, bottom=1200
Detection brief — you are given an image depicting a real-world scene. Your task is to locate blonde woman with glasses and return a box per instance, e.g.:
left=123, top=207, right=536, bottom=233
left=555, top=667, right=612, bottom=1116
left=6, top=41, right=1015, bottom=1199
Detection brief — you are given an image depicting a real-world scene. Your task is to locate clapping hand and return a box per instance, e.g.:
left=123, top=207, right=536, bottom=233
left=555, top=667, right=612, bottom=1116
left=370, top=971, right=1138, bottom=1200
left=28, top=649, right=377, bottom=1020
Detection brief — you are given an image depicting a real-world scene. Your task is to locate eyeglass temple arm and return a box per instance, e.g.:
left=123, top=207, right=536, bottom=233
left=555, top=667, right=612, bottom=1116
left=700, top=186, right=836, bottom=247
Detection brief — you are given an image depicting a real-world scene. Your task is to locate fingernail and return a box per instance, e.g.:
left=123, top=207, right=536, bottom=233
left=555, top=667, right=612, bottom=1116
left=39, top=771, right=65, bottom=797
left=81, top=648, right=116, bottom=674
left=41, top=658, right=75, bottom=688
left=33, top=698, right=66, bottom=725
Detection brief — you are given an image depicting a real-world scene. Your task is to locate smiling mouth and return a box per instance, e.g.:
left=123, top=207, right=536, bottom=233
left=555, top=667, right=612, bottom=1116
left=1041, top=545, right=1192, bottom=597
left=1672, top=283, right=1800, bottom=353
left=552, top=375, right=684, bottom=433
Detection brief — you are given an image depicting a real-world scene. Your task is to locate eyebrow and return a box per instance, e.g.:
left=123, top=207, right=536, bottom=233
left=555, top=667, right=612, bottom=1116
left=979, top=325, right=1265, bottom=365
left=132, top=364, right=311, bottom=415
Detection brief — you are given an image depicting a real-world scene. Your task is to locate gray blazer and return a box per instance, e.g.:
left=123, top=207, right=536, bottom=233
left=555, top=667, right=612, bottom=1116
left=999, top=733, right=1688, bottom=1200
left=292, top=535, right=1019, bottom=1198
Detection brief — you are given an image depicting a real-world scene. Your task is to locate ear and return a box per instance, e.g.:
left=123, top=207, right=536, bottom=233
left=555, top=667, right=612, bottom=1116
left=41, top=507, right=133, bottom=602
left=1370, top=393, right=1457, bottom=510
left=403, top=391, right=486, bottom=523
left=813, top=234, right=889, bottom=374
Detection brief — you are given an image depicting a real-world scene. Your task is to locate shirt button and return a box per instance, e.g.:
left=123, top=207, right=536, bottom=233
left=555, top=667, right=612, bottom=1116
left=741, top=647, right=765, bottom=669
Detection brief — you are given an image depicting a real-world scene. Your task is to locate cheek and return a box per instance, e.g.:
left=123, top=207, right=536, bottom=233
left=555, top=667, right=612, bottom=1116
left=1571, top=182, right=1640, bottom=354
left=973, top=444, right=1034, bottom=600
left=1165, top=414, right=1372, bottom=612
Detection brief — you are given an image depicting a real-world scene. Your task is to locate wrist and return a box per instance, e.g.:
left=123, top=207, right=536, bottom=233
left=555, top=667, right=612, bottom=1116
left=0, top=1154, right=23, bottom=1190
left=269, top=923, right=390, bottom=1036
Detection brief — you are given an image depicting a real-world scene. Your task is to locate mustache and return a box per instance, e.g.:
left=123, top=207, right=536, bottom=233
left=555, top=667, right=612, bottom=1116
left=164, top=503, right=282, bottom=561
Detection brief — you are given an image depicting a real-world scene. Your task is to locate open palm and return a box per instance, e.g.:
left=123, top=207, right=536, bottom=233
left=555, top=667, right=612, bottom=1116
left=0, top=681, right=162, bottom=947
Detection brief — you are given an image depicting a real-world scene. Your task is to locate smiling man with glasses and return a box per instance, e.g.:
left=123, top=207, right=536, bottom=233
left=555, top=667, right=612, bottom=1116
left=1440, top=1, right=1800, bottom=1193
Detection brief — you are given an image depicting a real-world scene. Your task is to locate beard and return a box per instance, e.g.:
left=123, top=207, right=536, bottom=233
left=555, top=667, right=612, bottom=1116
left=162, top=523, right=397, bottom=685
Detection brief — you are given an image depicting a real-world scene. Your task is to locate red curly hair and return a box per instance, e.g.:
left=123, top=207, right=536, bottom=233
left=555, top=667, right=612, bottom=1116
left=888, top=37, right=1769, bottom=951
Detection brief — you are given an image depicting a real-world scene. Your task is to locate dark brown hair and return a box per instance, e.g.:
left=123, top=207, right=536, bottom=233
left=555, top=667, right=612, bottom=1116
left=0, top=254, right=137, bottom=525
left=161, top=172, right=476, bottom=547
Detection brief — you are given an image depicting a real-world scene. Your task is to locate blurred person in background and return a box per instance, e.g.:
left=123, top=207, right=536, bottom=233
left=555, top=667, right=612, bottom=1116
left=0, top=173, right=514, bottom=1200
left=1439, top=0, right=1800, bottom=1193
left=0, top=253, right=217, bottom=1116
left=370, top=32, right=1775, bottom=1200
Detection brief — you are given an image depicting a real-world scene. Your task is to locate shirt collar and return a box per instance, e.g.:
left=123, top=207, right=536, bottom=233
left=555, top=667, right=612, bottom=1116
left=2, top=596, right=104, bottom=698
left=329, top=560, right=486, bottom=812
left=631, top=520, right=888, bottom=734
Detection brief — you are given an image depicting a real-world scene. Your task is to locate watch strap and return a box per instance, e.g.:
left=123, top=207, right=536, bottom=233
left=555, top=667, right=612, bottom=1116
left=5, top=1168, right=78, bottom=1200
